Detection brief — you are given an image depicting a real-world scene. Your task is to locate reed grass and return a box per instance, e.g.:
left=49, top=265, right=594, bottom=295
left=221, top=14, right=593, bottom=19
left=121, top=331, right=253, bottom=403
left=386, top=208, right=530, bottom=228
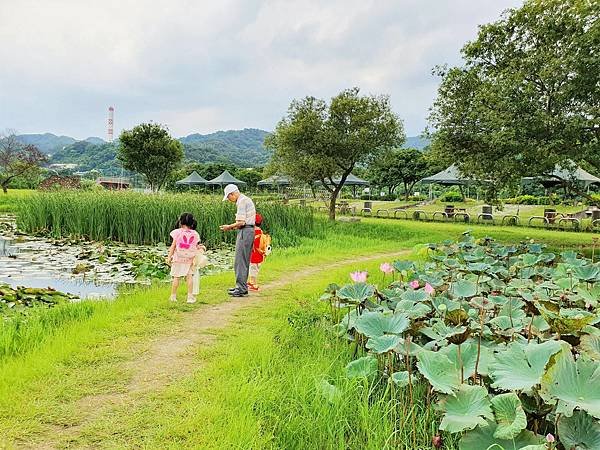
left=16, top=191, right=316, bottom=247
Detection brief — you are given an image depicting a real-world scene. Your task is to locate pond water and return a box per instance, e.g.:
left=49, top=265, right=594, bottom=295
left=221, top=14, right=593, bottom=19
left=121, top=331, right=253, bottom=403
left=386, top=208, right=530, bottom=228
left=0, top=236, right=120, bottom=298
left=0, top=215, right=234, bottom=300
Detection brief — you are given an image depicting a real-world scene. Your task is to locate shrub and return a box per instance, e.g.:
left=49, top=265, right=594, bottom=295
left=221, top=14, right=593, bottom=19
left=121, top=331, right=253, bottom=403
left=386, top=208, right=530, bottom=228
left=438, top=191, right=463, bottom=202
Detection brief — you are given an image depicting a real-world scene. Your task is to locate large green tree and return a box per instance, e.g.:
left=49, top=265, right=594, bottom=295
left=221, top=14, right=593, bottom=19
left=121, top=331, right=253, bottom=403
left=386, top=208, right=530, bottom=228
left=428, top=0, right=600, bottom=202
left=266, top=88, right=404, bottom=220
left=118, top=123, right=183, bottom=192
left=368, top=148, right=432, bottom=200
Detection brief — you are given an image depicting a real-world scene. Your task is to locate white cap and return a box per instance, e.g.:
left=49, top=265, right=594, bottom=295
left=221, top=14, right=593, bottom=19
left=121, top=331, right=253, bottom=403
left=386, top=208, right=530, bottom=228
left=222, top=183, right=239, bottom=201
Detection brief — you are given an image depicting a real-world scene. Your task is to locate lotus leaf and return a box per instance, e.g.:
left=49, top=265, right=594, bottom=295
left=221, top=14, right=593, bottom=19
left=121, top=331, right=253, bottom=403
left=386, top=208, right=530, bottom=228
left=317, top=380, right=340, bottom=403
left=400, top=289, right=429, bottom=303
left=431, top=296, right=461, bottom=312
left=398, top=302, right=431, bottom=320
left=337, top=283, right=375, bottom=304
left=393, top=338, right=423, bottom=356
left=421, top=321, right=467, bottom=342
left=541, top=352, right=600, bottom=419
left=581, top=335, right=600, bottom=360
left=354, top=311, right=409, bottom=338
left=450, top=280, right=477, bottom=298
left=539, top=307, right=596, bottom=334
left=490, top=340, right=564, bottom=391
left=467, top=263, right=490, bottom=273
left=498, top=298, right=527, bottom=322
left=557, top=410, right=600, bottom=450
left=490, top=393, right=527, bottom=439
left=366, top=334, right=402, bottom=354
left=537, top=253, right=555, bottom=263
left=576, top=286, right=600, bottom=307
left=528, top=243, right=544, bottom=254
left=391, top=371, right=410, bottom=387
left=562, top=250, right=579, bottom=260
left=441, top=342, right=491, bottom=377
left=573, top=265, right=600, bottom=281
left=345, top=356, right=378, bottom=380
left=459, top=421, right=544, bottom=450
left=416, top=350, right=461, bottom=394
left=520, top=254, right=539, bottom=267
left=392, top=260, right=414, bottom=272
left=438, top=385, right=493, bottom=433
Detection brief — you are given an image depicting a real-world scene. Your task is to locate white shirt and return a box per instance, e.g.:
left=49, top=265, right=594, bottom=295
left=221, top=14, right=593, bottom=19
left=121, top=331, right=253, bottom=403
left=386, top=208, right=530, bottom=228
left=235, top=194, right=256, bottom=225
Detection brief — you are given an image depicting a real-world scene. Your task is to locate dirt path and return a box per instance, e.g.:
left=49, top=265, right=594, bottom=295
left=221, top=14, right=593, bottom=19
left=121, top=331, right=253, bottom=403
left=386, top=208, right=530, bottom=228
left=21, top=249, right=409, bottom=449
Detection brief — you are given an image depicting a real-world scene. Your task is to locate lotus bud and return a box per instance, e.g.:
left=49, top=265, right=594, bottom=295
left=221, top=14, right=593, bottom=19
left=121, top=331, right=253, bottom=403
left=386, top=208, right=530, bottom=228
left=438, top=304, right=447, bottom=312
left=432, top=435, right=442, bottom=448
left=546, top=433, right=555, bottom=443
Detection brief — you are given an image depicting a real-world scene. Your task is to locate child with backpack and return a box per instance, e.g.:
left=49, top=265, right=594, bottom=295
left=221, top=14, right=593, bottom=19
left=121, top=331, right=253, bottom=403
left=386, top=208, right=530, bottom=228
left=166, top=212, right=206, bottom=303
left=248, top=213, right=271, bottom=292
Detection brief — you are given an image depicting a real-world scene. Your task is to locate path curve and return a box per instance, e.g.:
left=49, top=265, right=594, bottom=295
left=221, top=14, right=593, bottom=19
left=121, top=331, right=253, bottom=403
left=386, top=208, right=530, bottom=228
left=20, top=249, right=410, bottom=449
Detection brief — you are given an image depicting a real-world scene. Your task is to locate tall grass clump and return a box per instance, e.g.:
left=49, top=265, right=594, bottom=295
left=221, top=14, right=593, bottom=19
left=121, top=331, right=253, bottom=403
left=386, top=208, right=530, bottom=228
left=16, top=191, right=315, bottom=247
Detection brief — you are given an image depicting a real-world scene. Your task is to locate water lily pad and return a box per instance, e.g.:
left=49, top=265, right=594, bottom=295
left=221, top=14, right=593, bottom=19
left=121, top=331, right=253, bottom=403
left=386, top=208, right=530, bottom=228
left=557, top=410, right=600, bottom=450
left=541, top=351, right=600, bottom=419
left=490, top=392, right=527, bottom=439
left=438, top=385, right=493, bottom=433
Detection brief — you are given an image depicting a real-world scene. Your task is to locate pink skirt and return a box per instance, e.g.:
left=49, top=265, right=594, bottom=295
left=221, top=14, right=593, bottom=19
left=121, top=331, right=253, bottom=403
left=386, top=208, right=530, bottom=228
left=170, top=262, right=193, bottom=278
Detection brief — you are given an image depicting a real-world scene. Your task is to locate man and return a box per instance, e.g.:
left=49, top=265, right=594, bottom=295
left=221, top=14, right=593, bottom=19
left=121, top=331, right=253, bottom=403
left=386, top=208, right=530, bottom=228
left=219, top=183, right=256, bottom=297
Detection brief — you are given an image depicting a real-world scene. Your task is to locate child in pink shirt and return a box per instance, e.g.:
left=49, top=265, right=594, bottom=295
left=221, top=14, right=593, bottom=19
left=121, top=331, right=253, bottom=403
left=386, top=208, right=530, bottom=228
left=166, top=212, right=204, bottom=303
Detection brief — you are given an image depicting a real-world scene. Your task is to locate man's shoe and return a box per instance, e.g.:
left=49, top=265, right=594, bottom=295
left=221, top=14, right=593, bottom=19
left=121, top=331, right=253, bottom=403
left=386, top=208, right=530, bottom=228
left=229, top=289, right=248, bottom=297
left=228, top=287, right=237, bottom=293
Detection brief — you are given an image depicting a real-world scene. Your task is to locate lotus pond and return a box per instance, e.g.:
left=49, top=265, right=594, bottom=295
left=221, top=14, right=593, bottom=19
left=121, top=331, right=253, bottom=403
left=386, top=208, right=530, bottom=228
left=325, top=232, right=600, bottom=450
left=0, top=215, right=235, bottom=313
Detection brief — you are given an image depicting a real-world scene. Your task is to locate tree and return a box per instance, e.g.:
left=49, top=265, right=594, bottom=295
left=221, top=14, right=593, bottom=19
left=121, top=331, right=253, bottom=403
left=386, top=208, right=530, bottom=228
left=266, top=88, right=404, bottom=220
left=117, top=123, right=183, bottom=192
left=428, top=0, right=600, bottom=202
left=368, top=148, right=430, bottom=200
left=0, top=132, right=47, bottom=193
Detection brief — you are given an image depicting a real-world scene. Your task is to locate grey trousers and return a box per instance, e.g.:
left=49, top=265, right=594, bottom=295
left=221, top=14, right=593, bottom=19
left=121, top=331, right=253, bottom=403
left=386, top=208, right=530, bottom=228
left=234, top=227, right=254, bottom=292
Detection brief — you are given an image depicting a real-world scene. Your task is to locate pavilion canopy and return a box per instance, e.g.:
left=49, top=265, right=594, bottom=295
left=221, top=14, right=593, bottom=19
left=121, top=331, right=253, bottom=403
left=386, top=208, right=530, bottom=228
left=257, top=175, right=291, bottom=186
left=420, top=165, right=473, bottom=185
left=317, top=173, right=370, bottom=186
left=175, top=171, right=208, bottom=186
left=206, top=170, right=246, bottom=186
left=523, top=161, right=600, bottom=187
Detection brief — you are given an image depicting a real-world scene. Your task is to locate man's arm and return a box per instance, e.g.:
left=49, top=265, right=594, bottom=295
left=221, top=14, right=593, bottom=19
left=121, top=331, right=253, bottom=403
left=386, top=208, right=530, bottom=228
left=220, top=220, right=245, bottom=231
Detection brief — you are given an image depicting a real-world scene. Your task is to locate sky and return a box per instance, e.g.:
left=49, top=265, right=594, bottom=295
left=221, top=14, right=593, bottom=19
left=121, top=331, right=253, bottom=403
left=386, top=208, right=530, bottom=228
left=0, top=0, right=523, bottom=140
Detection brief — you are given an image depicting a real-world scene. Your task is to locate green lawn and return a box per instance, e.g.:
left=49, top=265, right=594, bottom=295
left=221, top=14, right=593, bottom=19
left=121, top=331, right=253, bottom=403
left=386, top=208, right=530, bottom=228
left=0, top=219, right=596, bottom=448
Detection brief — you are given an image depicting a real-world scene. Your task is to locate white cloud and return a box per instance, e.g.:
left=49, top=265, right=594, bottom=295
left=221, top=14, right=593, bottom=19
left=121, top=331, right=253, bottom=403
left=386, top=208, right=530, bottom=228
left=0, top=0, right=523, bottom=139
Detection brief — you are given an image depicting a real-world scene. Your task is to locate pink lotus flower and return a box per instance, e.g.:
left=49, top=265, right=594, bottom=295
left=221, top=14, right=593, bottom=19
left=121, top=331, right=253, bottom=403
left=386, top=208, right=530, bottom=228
left=350, top=271, right=368, bottom=283
left=546, top=434, right=555, bottom=443
left=409, top=279, right=420, bottom=289
left=424, top=283, right=435, bottom=295
left=379, top=262, right=394, bottom=274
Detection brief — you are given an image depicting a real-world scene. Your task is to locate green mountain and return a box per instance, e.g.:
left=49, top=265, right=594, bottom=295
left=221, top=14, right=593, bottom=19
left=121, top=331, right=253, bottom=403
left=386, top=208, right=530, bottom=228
left=16, top=133, right=77, bottom=154
left=180, top=128, right=271, bottom=166
left=44, top=127, right=427, bottom=173
left=403, top=135, right=430, bottom=150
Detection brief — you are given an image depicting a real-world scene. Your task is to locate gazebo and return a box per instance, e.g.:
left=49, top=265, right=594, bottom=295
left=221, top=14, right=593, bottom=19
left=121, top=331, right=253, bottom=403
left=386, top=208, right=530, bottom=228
left=257, top=175, right=291, bottom=187
left=315, top=173, right=369, bottom=198
left=420, top=165, right=472, bottom=186
left=175, top=171, right=208, bottom=187
left=523, top=162, right=600, bottom=189
left=206, top=170, right=247, bottom=187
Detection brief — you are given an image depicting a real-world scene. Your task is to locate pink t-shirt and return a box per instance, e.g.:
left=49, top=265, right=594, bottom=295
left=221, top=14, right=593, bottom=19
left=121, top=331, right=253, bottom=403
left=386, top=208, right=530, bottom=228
left=170, top=228, right=200, bottom=264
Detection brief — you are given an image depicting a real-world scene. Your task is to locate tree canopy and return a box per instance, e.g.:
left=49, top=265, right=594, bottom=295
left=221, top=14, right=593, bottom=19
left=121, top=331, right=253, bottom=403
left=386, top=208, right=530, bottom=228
left=0, top=132, right=47, bottom=193
left=428, top=0, right=600, bottom=201
left=117, top=123, right=184, bottom=192
left=266, top=87, right=404, bottom=219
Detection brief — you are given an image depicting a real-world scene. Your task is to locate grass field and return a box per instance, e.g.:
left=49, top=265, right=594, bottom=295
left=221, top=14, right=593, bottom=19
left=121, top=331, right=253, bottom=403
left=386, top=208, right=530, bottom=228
left=1, top=217, right=596, bottom=448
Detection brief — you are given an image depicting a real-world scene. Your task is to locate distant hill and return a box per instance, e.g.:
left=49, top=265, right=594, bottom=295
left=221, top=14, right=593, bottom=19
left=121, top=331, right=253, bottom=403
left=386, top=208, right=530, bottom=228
left=403, top=135, right=430, bottom=150
left=15, top=133, right=77, bottom=154
left=180, top=128, right=270, bottom=166
left=36, top=128, right=428, bottom=171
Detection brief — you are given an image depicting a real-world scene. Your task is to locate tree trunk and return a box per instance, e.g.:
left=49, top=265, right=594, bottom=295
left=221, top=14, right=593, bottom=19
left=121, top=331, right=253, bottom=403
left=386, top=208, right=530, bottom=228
left=2, top=184, right=7, bottom=194
left=404, top=182, right=409, bottom=201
